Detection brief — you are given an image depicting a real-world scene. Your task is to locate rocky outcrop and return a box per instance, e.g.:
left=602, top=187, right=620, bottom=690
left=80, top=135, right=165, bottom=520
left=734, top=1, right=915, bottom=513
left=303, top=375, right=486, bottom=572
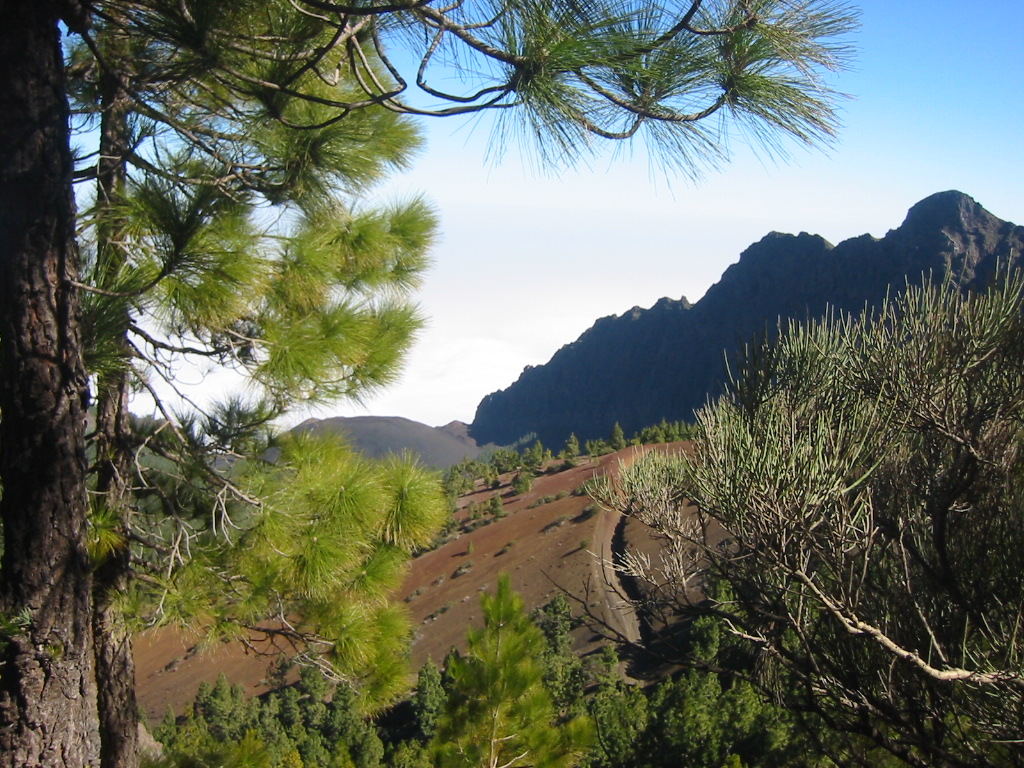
left=470, top=191, right=1024, bottom=448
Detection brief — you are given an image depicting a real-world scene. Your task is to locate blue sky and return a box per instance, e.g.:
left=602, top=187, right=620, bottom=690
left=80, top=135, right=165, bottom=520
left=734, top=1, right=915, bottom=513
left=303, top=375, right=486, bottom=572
left=312, top=0, right=1024, bottom=428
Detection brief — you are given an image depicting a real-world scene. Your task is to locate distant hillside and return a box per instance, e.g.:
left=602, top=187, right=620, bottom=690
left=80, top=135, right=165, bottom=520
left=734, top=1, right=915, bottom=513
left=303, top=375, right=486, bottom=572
left=470, top=191, right=1024, bottom=448
left=293, top=415, right=481, bottom=468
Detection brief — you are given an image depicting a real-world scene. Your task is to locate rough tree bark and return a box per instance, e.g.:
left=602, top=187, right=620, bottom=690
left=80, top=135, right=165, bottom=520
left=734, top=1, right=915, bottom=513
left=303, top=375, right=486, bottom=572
left=92, top=375, right=138, bottom=768
left=0, top=3, right=101, bottom=766
left=90, top=24, right=142, bottom=766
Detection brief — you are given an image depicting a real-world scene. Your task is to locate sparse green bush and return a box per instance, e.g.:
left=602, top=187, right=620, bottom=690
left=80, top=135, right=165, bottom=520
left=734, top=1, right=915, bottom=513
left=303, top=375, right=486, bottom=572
left=511, top=472, right=532, bottom=496
left=487, top=495, right=503, bottom=517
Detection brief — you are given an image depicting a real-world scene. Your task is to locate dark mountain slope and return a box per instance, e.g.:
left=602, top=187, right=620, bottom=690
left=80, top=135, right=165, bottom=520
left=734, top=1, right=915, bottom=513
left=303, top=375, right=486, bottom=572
left=470, top=191, right=1024, bottom=448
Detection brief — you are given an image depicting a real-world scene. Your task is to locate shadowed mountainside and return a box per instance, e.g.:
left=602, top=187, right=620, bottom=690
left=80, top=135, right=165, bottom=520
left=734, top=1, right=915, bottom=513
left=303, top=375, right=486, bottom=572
left=470, top=191, right=1024, bottom=448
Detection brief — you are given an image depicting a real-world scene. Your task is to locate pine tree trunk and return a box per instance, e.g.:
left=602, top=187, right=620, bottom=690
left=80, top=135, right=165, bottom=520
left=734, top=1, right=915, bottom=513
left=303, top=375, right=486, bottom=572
left=93, top=595, right=138, bottom=768
left=93, top=381, right=140, bottom=768
left=91, top=30, right=142, bottom=768
left=0, top=3, right=100, bottom=766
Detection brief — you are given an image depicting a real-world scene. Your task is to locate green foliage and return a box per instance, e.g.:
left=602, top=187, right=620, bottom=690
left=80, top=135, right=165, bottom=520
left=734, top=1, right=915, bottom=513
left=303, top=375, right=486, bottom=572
left=65, top=10, right=452, bottom=757
left=150, top=731, right=275, bottom=768
left=561, top=434, right=581, bottom=462
left=522, top=440, right=552, bottom=471
left=641, top=421, right=667, bottom=444
left=638, top=649, right=804, bottom=767
left=532, top=596, right=587, bottom=720
left=0, top=607, right=32, bottom=656
left=387, top=741, right=431, bottom=768
left=410, top=661, right=446, bottom=743
left=603, top=272, right=1024, bottom=766
left=633, top=420, right=668, bottom=445
left=487, top=495, right=504, bottom=518
left=609, top=424, right=626, bottom=452
left=431, top=575, right=594, bottom=768
left=583, top=626, right=819, bottom=768
left=376, top=453, right=452, bottom=553
left=511, top=472, right=533, bottom=496
left=156, top=667, right=385, bottom=768
left=147, top=435, right=447, bottom=706
left=152, top=587, right=855, bottom=768
left=489, top=448, right=522, bottom=476
left=528, top=493, right=567, bottom=509
left=3, top=0, right=860, bottom=762
left=443, top=460, right=490, bottom=507
left=585, top=665, right=649, bottom=768
left=192, top=675, right=255, bottom=743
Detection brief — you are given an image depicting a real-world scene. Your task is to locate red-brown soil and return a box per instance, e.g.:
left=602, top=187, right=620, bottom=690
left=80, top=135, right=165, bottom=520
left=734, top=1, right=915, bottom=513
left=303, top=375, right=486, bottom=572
left=133, top=444, right=686, bottom=723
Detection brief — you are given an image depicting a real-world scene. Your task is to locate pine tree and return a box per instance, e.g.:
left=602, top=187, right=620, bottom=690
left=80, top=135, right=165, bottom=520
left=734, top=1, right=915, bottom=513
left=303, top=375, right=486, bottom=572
left=158, top=666, right=388, bottom=768
left=192, top=675, right=254, bottom=744
left=585, top=648, right=649, bottom=768
left=431, top=575, right=594, bottom=768
left=200, top=440, right=447, bottom=702
left=522, top=440, right=550, bottom=471
left=609, top=424, right=627, bottom=451
left=511, top=472, right=533, bottom=496
left=532, top=596, right=586, bottom=719
left=0, top=6, right=98, bottom=765
left=65, top=18, right=441, bottom=764
left=561, top=434, right=581, bottom=462
left=410, top=661, right=446, bottom=743
left=489, top=448, right=522, bottom=476
left=488, top=495, right=505, bottom=519
left=319, top=680, right=385, bottom=768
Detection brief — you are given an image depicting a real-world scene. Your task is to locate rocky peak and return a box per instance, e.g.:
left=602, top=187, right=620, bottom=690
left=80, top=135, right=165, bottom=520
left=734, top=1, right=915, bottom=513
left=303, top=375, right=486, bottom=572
left=899, top=190, right=982, bottom=234
left=893, top=191, right=1022, bottom=283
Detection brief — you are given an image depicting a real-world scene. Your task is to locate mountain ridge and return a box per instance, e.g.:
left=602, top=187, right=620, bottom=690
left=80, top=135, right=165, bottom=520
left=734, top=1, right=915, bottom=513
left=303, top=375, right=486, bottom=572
left=469, top=191, right=1024, bottom=448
